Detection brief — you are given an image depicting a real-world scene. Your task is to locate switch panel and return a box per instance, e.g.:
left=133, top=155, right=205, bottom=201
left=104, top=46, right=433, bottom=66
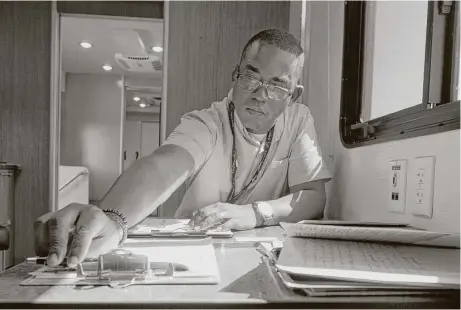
left=411, top=156, right=436, bottom=218
left=388, top=159, right=407, bottom=213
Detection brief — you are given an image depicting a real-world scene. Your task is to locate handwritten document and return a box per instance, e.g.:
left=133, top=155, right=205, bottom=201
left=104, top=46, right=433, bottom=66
left=129, top=219, right=191, bottom=235
left=280, top=222, right=460, bottom=247
left=276, top=237, right=460, bottom=287
left=128, top=218, right=231, bottom=237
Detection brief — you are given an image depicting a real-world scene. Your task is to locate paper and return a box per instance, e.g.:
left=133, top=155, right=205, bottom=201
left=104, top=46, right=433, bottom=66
left=276, top=237, right=460, bottom=288
left=128, top=218, right=232, bottom=237
left=123, top=242, right=219, bottom=278
left=129, top=218, right=190, bottom=235
left=280, top=222, right=459, bottom=247
left=277, top=271, right=451, bottom=291
left=21, top=240, right=220, bottom=286
left=297, top=220, right=409, bottom=227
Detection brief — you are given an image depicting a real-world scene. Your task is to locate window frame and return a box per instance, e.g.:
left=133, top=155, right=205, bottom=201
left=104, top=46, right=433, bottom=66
left=340, top=1, right=460, bottom=148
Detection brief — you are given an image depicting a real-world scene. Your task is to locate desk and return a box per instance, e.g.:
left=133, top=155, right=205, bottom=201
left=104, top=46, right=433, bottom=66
left=0, top=226, right=458, bottom=308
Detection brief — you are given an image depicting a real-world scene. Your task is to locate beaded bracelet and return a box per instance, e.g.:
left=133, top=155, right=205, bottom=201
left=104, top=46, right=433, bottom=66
left=102, top=209, right=128, bottom=246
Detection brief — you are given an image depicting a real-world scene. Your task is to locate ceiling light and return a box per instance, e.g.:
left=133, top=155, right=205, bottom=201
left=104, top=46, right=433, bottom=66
left=102, top=65, right=112, bottom=71
left=139, top=103, right=147, bottom=108
left=152, top=46, right=163, bottom=53
left=79, top=41, right=92, bottom=49
left=133, top=96, right=141, bottom=102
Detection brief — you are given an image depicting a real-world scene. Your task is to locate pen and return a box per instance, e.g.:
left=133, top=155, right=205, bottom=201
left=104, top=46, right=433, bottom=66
left=26, top=257, right=63, bottom=265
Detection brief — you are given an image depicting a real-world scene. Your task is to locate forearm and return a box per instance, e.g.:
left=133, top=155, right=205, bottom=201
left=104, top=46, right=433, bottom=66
left=263, top=186, right=327, bottom=225
left=98, top=145, right=194, bottom=227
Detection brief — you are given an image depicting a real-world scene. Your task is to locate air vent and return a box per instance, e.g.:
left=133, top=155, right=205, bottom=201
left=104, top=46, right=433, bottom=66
left=114, top=53, right=163, bottom=72
left=127, top=56, right=150, bottom=61
left=152, top=60, right=162, bottom=71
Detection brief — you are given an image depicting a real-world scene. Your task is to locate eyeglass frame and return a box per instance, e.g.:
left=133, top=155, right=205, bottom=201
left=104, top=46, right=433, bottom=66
left=232, top=65, right=296, bottom=101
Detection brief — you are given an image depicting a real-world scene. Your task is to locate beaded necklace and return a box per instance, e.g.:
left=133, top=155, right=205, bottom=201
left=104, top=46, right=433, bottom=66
left=226, top=101, right=275, bottom=203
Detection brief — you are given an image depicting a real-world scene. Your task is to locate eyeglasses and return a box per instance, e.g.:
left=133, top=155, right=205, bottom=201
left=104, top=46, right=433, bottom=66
left=236, top=73, right=293, bottom=101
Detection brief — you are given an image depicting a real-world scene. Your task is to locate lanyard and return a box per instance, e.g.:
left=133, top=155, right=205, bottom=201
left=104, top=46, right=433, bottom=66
left=226, top=101, right=275, bottom=203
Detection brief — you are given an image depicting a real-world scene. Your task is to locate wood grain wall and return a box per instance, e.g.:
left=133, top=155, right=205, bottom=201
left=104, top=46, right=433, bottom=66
left=57, top=1, right=164, bottom=19
left=0, top=1, right=164, bottom=264
left=0, top=1, right=290, bottom=254
left=161, top=1, right=290, bottom=217
left=0, top=2, right=51, bottom=263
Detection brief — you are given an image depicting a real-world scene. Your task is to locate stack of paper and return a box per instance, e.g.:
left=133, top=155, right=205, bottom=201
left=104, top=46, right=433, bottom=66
left=275, top=221, right=460, bottom=297
left=128, top=218, right=233, bottom=238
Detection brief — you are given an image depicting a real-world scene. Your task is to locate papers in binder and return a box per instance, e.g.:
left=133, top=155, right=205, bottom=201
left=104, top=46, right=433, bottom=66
left=276, top=237, right=460, bottom=288
left=128, top=218, right=233, bottom=238
left=280, top=222, right=460, bottom=248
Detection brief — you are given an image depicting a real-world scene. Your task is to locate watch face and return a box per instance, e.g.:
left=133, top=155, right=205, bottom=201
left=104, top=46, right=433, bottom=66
left=258, top=202, right=274, bottom=218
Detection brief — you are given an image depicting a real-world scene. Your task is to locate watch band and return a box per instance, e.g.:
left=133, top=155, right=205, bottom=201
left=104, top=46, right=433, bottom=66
left=251, top=203, right=264, bottom=227
left=102, top=209, right=128, bottom=246
left=252, top=201, right=275, bottom=227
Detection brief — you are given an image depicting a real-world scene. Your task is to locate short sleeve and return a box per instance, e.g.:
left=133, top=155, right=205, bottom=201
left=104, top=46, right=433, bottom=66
left=288, top=111, right=332, bottom=187
left=162, top=110, right=217, bottom=175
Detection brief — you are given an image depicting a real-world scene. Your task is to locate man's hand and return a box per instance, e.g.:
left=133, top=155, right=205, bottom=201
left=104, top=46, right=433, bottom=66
left=34, top=203, right=121, bottom=268
left=188, top=203, right=257, bottom=231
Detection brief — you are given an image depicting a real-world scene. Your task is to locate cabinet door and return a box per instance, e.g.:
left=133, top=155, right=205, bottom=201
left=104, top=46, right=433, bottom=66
left=123, top=120, right=141, bottom=171
left=141, top=122, right=160, bottom=157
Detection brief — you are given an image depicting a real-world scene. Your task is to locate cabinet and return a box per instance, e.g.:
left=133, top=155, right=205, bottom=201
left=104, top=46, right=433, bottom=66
left=123, top=121, right=160, bottom=171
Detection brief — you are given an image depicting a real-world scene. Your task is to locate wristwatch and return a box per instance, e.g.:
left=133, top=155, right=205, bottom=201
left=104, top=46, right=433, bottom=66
left=252, top=201, right=275, bottom=227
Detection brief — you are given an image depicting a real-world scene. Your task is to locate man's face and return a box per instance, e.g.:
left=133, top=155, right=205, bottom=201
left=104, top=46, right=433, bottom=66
left=232, top=42, right=304, bottom=134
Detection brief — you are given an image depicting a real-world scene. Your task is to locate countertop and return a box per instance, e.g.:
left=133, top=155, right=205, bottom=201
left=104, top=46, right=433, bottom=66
left=0, top=225, right=458, bottom=308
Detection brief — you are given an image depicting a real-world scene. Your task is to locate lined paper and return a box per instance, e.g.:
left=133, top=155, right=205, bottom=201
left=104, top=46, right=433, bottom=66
left=277, top=237, right=460, bottom=287
left=280, top=222, right=459, bottom=247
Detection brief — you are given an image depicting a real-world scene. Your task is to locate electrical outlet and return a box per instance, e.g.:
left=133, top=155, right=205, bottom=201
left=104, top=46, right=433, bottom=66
left=410, top=156, right=436, bottom=218
left=388, top=159, right=407, bottom=213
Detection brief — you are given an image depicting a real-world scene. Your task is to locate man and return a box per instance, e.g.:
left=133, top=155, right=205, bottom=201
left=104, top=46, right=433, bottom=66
left=35, top=29, right=331, bottom=268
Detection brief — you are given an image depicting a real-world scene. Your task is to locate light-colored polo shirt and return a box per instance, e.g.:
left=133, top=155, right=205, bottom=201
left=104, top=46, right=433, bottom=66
left=163, top=89, right=332, bottom=218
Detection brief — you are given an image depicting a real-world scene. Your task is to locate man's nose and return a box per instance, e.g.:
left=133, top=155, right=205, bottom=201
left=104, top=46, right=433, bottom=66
left=252, top=85, right=269, bottom=102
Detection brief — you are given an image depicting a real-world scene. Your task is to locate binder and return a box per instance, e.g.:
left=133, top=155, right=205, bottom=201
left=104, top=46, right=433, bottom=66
left=128, top=218, right=234, bottom=239
left=21, top=238, right=220, bottom=287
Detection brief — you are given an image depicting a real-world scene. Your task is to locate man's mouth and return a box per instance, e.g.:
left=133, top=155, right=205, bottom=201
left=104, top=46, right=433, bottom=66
left=246, top=107, right=265, bottom=116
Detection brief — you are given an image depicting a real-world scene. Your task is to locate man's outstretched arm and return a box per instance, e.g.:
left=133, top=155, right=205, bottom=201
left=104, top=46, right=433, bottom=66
left=99, top=144, right=194, bottom=228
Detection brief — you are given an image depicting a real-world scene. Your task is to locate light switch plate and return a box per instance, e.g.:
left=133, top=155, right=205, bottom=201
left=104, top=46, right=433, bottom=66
left=411, top=156, right=436, bottom=218
left=388, top=159, right=407, bottom=213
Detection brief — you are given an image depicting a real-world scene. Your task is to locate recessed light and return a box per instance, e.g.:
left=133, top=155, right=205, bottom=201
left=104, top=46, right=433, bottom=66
left=133, top=96, right=140, bottom=102
left=152, top=46, right=163, bottom=53
left=139, top=103, right=147, bottom=108
left=102, top=65, right=112, bottom=71
left=79, top=41, right=92, bottom=49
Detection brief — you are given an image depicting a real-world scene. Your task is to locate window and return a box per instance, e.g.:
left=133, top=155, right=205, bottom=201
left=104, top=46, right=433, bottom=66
left=340, top=1, right=460, bottom=147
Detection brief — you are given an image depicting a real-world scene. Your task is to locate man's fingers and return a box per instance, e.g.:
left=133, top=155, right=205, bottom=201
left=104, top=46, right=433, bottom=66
left=47, top=210, right=79, bottom=267
left=189, top=209, right=208, bottom=228
left=67, top=209, right=104, bottom=267
left=34, top=212, right=54, bottom=257
left=199, top=211, right=227, bottom=230
left=217, top=219, right=238, bottom=231
left=189, top=204, right=222, bottom=228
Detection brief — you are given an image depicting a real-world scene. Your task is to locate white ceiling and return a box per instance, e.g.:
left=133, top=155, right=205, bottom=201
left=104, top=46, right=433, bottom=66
left=61, top=15, right=164, bottom=78
left=125, top=88, right=161, bottom=113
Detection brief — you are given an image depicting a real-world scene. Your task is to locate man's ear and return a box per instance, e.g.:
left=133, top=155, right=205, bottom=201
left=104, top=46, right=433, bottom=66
left=232, top=65, right=239, bottom=82
left=291, top=85, right=304, bottom=102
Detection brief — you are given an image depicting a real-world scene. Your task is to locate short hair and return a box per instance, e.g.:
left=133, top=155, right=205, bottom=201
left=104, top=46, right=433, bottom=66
left=240, top=28, right=304, bottom=63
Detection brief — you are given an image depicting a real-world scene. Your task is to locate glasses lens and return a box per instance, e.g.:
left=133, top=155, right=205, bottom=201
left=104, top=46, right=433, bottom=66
left=266, top=85, right=290, bottom=100
left=238, top=75, right=260, bottom=91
